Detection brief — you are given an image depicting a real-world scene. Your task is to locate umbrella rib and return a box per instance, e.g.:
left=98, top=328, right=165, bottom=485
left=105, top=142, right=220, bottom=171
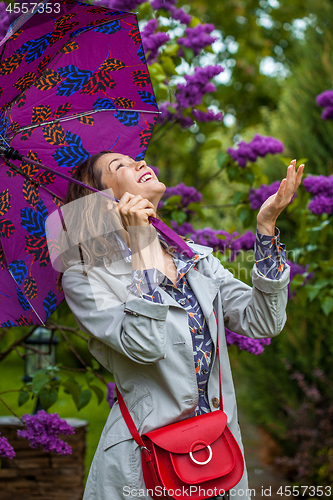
left=3, top=159, right=65, bottom=203
left=0, top=240, right=46, bottom=326
left=11, top=108, right=160, bottom=135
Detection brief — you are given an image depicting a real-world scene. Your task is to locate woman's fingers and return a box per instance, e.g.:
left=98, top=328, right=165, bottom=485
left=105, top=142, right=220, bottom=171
left=117, top=193, right=156, bottom=227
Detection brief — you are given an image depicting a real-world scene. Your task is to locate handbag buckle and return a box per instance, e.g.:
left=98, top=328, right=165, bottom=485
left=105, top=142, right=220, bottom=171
left=189, top=440, right=213, bottom=466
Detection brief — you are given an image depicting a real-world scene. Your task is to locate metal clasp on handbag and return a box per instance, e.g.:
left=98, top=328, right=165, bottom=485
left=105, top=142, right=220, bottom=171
left=189, top=440, right=213, bottom=465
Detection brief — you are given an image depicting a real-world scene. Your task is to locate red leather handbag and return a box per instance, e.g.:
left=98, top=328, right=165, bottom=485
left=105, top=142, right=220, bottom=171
left=116, top=308, right=244, bottom=499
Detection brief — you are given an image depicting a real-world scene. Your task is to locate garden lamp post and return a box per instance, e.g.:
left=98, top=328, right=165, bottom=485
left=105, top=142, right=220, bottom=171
left=22, top=328, right=59, bottom=414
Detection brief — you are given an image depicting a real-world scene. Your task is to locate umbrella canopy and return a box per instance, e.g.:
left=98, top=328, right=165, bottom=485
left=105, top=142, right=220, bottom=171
left=0, top=0, right=161, bottom=327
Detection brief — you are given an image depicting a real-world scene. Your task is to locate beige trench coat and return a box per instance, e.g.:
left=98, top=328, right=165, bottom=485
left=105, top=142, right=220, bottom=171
left=62, top=240, right=290, bottom=500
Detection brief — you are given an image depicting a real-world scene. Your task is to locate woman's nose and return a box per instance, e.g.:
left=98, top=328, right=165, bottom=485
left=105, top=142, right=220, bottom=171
left=135, top=160, right=147, bottom=170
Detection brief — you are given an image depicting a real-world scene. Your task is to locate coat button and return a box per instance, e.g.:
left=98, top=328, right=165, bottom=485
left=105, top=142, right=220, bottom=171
left=202, top=369, right=208, bottom=375
left=212, top=397, right=220, bottom=408
left=179, top=298, right=186, bottom=305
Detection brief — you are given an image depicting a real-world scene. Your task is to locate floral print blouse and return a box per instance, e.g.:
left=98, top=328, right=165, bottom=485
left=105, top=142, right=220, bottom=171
left=116, top=227, right=286, bottom=416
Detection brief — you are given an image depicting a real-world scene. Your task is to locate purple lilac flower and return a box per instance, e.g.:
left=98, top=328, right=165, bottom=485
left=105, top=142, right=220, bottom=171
left=287, top=260, right=313, bottom=299
left=169, top=6, right=191, bottom=24
left=192, top=109, right=223, bottom=122
left=316, top=90, right=333, bottom=120
left=171, top=220, right=195, bottom=237
left=249, top=179, right=298, bottom=211
left=107, top=382, right=116, bottom=408
left=228, top=134, right=284, bottom=168
left=17, top=410, right=75, bottom=455
left=95, top=0, right=145, bottom=10
left=178, top=24, right=218, bottom=56
left=303, top=174, right=333, bottom=196
left=162, top=182, right=202, bottom=208
left=149, top=165, right=160, bottom=177
left=0, top=433, right=16, bottom=459
left=151, top=0, right=192, bottom=24
left=225, top=328, right=271, bottom=354
left=229, top=231, right=256, bottom=261
left=308, top=194, right=333, bottom=215
left=176, top=66, right=223, bottom=109
left=141, top=19, right=170, bottom=63
left=321, top=107, right=333, bottom=120
left=303, top=174, right=333, bottom=214
left=156, top=102, right=194, bottom=127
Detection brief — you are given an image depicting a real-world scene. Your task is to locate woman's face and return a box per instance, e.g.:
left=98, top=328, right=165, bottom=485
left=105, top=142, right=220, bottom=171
left=96, top=153, right=166, bottom=210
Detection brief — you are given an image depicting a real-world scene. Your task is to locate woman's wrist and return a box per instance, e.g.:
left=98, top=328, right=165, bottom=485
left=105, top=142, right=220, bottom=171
left=256, top=219, right=276, bottom=236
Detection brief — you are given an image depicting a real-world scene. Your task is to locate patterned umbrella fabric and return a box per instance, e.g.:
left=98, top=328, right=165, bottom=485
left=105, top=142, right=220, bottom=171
left=0, top=0, right=160, bottom=327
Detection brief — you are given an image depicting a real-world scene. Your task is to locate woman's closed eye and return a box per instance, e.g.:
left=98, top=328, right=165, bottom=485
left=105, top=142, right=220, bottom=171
left=116, top=163, right=123, bottom=170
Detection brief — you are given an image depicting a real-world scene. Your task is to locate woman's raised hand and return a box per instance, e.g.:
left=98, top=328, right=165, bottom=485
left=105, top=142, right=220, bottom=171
left=116, top=192, right=156, bottom=229
left=256, top=159, right=305, bottom=235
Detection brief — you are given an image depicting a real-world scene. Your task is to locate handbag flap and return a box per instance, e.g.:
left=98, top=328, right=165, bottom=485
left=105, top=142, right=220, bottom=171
left=142, top=410, right=228, bottom=454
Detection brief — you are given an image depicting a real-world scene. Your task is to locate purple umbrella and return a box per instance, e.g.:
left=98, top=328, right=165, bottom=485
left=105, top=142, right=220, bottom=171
left=0, top=0, right=194, bottom=327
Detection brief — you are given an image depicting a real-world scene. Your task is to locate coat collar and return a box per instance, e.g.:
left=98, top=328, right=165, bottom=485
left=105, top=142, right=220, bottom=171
left=104, top=238, right=222, bottom=335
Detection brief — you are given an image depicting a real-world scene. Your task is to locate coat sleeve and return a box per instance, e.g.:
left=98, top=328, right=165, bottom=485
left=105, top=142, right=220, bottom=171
left=62, top=266, right=169, bottom=365
left=207, top=253, right=291, bottom=339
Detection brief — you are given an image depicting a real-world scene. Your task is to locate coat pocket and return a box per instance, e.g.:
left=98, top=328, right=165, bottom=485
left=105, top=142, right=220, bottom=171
left=103, top=392, right=153, bottom=451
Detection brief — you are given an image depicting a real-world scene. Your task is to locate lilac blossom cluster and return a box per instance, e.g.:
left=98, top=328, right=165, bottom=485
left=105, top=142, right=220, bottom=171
left=192, top=109, right=223, bottom=122
left=158, top=66, right=224, bottom=127
left=225, top=328, right=271, bottom=354
left=170, top=220, right=256, bottom=259
left=93, top=0, right=145, bottom=10
left=150, top=0, right=192, bottom=25
left=227, top=134, right=284, bottom=168
left=141, top=19, right=170, bottom=63
left=149, top=165, right=160, bottom=177
left=157, top=102, right=195, bottom=128
left=107, top=381, right=116, bottom=408
left=0, top=432, right=16, bottom=459
left=160, top=182, right=202, bottom=209
left=249, top=180, right=297, bottom=210
left=178, top=24, right=218, bottom=56
left=303, top=174, right=333, bottom=215
left=287, top=260, right=313, bottom=299
left=17, top=410, right=75, bottom=455
left=316, top=90, right=333, bottom=120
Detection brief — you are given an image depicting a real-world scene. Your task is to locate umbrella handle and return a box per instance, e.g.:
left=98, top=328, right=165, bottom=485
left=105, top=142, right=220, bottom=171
left=1, top=146, right=195, bottom=259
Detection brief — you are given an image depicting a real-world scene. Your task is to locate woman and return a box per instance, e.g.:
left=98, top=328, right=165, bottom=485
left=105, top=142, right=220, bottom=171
left=61, top=152, right=304, bottom=500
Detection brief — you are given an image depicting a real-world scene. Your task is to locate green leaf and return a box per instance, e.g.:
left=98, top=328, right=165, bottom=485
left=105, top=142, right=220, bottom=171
left=296, top=158, right=308, bottom=166
left=163, top=43, right=179, bottom=57
left=90, top=385, right=104, bottom=405
left=321, top=296, right=333, bottom=316
left=216, top=234, right=227, bottom=240
left=78, top=389, right=92, bottom=410
left=226, top=165, right=240, bottom=182
left=91, top=359, right=100, bottom=370
left=237, top=207, right=253, bottom=227
left=233, top=191, right=246, bottom=205
left=18, top=390, right=30, bottom=407
left=305, top=284, right=322, bottom=302
left=39, top=387, right=58, bottom=411
left=217, top=152, right=229, bottom=169
left=62, top=380, right=80, bottom=408
left=279, top=156, right=292, bottom=166
left=85, top=372, right=95, bottom=385
left=160, top=56, right=177, bottom=75
left=189, top=17, right=202, bottom=28
left=181, top=47, right=194, bottom=62
left=32, top=373, right=49, bottom=395
left=171, top=210, right=187, bottom=225
left=162, top=195, right=182, bottom=208
left=199, top=139, right=222, bottom=152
